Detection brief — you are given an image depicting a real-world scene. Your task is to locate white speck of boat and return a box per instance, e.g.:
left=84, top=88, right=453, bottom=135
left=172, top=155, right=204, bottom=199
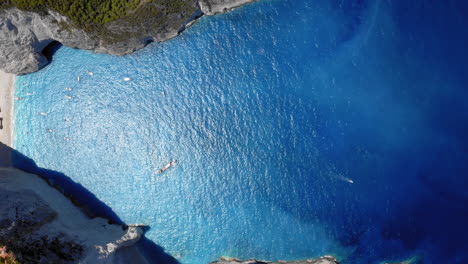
left=86, top=70, right=94, bottom=76
left=46, top=129, right=53, bottom=132
left=336, top=174, right=354, bottom=184
left=162, top=91, right=166, bottom=97
left=64, top=95, right=73, bottom=99
left=123, top=77, right=131, bottom=81
left=157, top=160, right=177, bottom=174
left=65, top=87, right=72, bottom=91
left=77, top=76, right=80, bottom=82
left=40, top=112, right=47, bottom=116
left=64, top=137, right=70, bottom=141
left=15, top=97, right=22, bottom=100
left=26, top=92, right=33, bottom=96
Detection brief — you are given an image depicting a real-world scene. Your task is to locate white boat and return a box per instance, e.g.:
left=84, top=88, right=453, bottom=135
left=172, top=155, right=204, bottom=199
left=64, top=95, right=73, bottom=99
left=65, top=87, right=72, bottom=91
left=123, top=77, right=131, bottom=81
left=40, top=112, right=47, bottom=116
left=77, top=76, right=80, bottom=82
left=26, top=92, right=33, bottom=96
left=157, top=160, right=177, bottom=174
left=46, top=129, right=53, bottom=132
left=86, top=70, right=94, bottom=76
left=336, top=174, right=354, bottom=184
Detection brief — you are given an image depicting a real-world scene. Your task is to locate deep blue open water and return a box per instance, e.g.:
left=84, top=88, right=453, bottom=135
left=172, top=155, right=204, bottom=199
left=13, top=0, right=468, bottom=263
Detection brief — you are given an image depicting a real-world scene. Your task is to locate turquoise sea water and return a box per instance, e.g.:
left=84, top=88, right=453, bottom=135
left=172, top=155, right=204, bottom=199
left=14, top=0, right=468, bottom=263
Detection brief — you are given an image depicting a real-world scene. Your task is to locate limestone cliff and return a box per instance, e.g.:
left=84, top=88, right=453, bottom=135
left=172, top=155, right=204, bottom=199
left=0, top=0, right=257, bottom=75
left=0, top=168, right=148, bottom=264
left=199, top=0, right=258, bottom=15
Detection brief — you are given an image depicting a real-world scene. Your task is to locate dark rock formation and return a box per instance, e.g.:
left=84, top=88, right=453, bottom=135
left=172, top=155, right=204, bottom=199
left=0, top=168, right=147, bottom=264
left=0, top=188, right=83, bottom=263
left=0, top=0, right=257, bottom=75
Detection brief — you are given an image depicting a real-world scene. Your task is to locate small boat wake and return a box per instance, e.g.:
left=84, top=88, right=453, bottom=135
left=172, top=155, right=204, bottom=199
left=335, top=174, right=354, bottom=184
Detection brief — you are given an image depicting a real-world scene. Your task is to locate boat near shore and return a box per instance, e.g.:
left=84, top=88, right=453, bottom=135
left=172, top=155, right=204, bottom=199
left=157, top=160, right=177, bottom=174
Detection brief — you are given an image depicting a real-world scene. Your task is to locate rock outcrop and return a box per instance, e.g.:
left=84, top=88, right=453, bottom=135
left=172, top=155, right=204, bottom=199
left=210, top=256, right=340, bottom=264
left=199, top=0, right=258, bottom=15
left=0, top=168, right=148, bottom=264
left=0, top=0, right=257, bottom=75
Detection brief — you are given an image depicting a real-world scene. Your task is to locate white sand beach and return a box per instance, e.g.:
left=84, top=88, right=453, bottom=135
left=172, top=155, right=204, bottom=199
left=0, top=70, right=15, bottom=166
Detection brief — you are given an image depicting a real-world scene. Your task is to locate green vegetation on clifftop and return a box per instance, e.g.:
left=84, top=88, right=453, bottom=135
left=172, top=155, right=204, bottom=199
left=1, top=0, right=140, bottom=27
left=0, top=0, right=197, bottom=44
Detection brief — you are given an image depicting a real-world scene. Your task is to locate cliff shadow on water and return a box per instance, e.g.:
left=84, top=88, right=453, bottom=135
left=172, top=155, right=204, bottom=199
left=0, top=142, right=179, bottom=264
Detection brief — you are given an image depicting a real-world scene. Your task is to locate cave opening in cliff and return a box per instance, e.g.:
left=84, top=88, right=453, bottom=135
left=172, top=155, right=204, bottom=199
left=41, top=40, right=63, bottom=63
left=144, top=37, right=154, bottom=46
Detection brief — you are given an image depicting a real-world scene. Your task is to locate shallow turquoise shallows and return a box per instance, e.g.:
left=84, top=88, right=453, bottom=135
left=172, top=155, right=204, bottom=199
left=14, top=0, right=468, bottom=263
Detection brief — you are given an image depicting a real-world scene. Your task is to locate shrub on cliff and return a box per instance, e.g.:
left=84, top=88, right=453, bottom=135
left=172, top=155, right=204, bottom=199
left=5, top=0, right=140, bottom=28
left=0, top=246, right=19, bottom=264
left=0, top=0, right=196, bottom=44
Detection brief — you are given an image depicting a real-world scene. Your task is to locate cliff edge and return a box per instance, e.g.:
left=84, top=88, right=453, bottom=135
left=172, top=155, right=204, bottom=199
left=0, top=0, right=257, bottom=75
left=0, top=167, right=148, bottom=264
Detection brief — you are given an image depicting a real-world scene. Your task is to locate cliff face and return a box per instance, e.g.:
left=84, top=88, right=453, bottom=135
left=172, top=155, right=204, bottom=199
left=0, top=168, right=147, bottom=264
left=0, top=0, right=257, bottom=75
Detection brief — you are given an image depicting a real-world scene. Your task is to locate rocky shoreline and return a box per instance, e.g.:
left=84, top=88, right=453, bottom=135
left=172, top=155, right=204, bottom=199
left=0, top=165, right=345, bottom=264
left=210, top=256, right=340, bottom=264
left=0, top=167, right=147, bottom=263
left=199, top=0, right=258, bottom=15
left=0, top=0, right=258, bottom=75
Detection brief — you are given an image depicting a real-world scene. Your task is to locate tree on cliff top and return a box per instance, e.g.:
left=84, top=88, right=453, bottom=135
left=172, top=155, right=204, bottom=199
left=1, top=0, right=141, bottom=28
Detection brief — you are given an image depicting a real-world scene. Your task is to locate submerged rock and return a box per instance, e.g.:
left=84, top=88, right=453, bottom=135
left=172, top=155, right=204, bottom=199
left=0, top=168, right=147, bottom=264
left=0, top=0, right=257, bottom=75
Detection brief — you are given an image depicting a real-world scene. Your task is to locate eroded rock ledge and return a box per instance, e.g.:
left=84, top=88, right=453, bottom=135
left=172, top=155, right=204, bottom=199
left=199, top=0, right=258, bottom=15
left=0, top=0, right=257, bottom=75
left=0, top=168, right=148, bottom=264
left=210, top=256, right=340, bottom=264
